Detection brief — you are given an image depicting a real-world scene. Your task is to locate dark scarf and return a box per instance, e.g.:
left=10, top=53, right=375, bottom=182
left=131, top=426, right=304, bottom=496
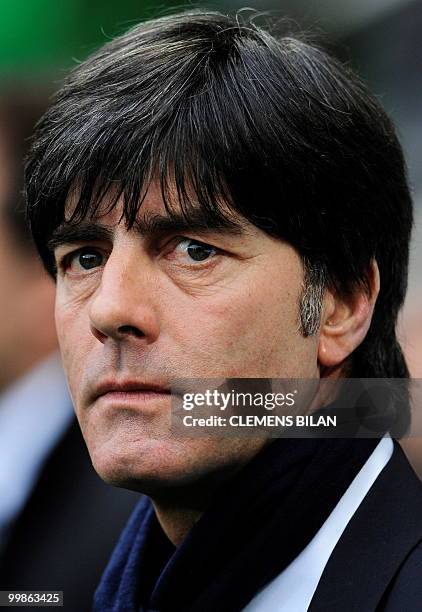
left=93, top=436, right=379, bottom=612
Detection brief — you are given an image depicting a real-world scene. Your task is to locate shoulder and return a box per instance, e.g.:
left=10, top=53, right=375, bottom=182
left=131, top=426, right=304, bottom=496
left=309, top=441, right=422, bottom=612
left=380, top=539, right=422, bottom=611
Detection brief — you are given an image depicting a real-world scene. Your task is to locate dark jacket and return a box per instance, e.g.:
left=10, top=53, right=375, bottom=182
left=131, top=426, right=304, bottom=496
left=0, top=418, right=139, bottom=612
left=93, top=439, right=422, bottom=611
left=309, top=442, right=422, bottom=611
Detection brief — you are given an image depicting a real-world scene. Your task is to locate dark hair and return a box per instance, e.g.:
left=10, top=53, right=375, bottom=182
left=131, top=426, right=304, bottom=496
left=25, top=9, right=413, bottom=381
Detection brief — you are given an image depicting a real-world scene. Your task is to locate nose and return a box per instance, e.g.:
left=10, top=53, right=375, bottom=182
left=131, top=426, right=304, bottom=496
left=88, top=247, right=160, bottom=345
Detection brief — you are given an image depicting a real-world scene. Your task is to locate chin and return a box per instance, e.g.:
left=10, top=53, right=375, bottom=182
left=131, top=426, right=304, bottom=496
left=88, top=436, right=197, bottom=492
left=88, top=434, right=257, bottom=498
left=81, top=409, right=187, bottom=487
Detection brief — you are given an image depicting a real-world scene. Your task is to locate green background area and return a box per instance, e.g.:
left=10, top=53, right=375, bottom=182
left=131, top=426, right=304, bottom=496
left=0, top=0, right=181, bottom=74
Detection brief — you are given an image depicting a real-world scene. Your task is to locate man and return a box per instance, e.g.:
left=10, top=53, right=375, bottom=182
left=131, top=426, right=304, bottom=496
left=0, top=93, right=139, bottom=611
left=25, top=10, right=422, bottom=611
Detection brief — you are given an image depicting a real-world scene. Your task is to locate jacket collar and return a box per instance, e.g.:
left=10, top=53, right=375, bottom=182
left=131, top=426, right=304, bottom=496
left=309, top=441, right=422, bottom=611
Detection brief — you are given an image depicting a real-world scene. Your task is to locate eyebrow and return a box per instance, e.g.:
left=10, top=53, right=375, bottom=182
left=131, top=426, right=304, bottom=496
left=47, top=209, right=246, bottom=252
left=48, top=224, right=113, bottom=252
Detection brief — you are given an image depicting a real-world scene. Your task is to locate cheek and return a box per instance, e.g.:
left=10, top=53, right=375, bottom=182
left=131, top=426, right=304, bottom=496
left=163, top=276, right=307, bottom=378
left=215, top=295, right=295, bottom=374
left=55, top=297, right=91, bottom=399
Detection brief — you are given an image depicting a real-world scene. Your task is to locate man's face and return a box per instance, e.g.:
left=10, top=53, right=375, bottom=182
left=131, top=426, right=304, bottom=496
left=54, top=184, right=320, bottom=493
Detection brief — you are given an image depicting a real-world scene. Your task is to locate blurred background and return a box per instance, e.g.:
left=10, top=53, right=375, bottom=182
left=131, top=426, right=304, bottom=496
left=0, top=1, right=420, bottom=603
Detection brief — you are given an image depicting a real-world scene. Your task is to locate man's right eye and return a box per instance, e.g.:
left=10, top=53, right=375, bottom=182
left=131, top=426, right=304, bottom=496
left=61, top=247, right=105, bottom=273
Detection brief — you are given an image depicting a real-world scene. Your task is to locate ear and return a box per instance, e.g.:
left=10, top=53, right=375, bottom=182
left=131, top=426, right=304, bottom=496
left=318, top=259, right=380, bottom=371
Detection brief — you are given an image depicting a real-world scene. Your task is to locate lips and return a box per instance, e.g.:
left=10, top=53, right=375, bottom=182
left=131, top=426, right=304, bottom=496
left=92, top=380, right=172, bottom=402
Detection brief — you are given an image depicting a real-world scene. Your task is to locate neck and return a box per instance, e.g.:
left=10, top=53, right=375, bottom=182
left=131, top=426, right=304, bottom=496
left=152, top=502, right=202, bottom=546
left=149, top=438, right=273, bottom=546
left=149, top=477, right=229, bottom=546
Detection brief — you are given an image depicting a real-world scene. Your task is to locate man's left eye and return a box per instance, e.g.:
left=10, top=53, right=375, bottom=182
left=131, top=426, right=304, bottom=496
left=175, top=239, right=217, bottom=262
